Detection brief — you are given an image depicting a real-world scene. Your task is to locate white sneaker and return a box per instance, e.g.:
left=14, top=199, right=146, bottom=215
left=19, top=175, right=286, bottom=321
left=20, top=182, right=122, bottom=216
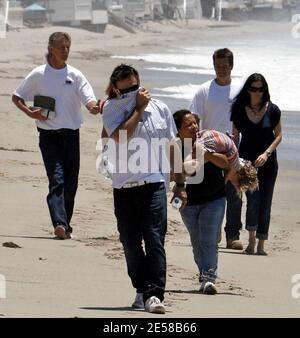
left=145, top=296, right=165, bottom=314
left=132, top=293, right=144, bottom=309
left=200, top=281, right=217, bottom=295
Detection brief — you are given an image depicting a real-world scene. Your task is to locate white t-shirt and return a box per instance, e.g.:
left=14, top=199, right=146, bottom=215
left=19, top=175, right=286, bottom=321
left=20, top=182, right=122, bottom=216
left=102, top=92, right=177, bottom=189
left=14, top=63, right=96, bottom=130
left=190, top=78, right=243, bottom=134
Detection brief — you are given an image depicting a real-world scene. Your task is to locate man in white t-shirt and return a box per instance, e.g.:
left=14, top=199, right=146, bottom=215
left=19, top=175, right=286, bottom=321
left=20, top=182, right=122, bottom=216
left=190, top=48, right=244, bottom=250
left=12, top=32, right=99, bottom=240
left=102, top=64, right=187, bottom=314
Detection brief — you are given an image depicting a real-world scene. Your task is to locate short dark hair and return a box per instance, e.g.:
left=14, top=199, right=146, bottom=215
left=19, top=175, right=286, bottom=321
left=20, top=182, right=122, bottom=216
left=213, top=48, right=234, bottom=68
left=231, top=73, right=270, bottom=122
left=106, top=64, right=140, bottom=99
left=173, top=109, right=192, bottom=130
left=173, top=109, right=199, bottom=133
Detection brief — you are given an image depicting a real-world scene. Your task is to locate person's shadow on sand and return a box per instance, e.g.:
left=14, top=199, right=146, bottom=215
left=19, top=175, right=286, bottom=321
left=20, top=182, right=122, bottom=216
left=168, top=289, right=248, bottom=297
left=79, top=306, right=142, bottom=312
left=0, top=234, right=53, bottom=241
left=80, top=287, right=249, bottom=313
left=218, top=247, right=246, bottom=255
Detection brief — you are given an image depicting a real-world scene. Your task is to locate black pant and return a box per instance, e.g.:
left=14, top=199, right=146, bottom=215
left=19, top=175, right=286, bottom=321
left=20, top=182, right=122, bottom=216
left=249, top=157, right=278, bottom=240
left=114, top=182, right=167, bottom=302
left=225, top=156, right=278, bottom=241
left=225, top=181, right=242, bottom=241
left=38, top=128, right=80, bottom=233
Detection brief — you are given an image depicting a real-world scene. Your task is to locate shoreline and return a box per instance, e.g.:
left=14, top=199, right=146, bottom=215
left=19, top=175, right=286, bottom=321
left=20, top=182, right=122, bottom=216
left=0, top=19, right=300, bottom=318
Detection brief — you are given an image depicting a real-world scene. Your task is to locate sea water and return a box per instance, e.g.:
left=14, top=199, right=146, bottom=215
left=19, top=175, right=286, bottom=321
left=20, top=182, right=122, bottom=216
left=112, top=22, right=300, bottom=170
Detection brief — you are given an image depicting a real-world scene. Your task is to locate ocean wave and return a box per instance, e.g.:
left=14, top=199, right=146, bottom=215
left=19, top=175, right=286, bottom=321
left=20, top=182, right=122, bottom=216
left=112, top=40, right=300, bottom=112
left=146, top=66, right=215, bottom=75
left=153, top=84, right=197, bottom=100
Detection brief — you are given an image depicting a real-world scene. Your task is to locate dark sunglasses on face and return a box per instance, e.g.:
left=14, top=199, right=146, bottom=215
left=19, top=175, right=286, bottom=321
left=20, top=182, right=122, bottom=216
left=118, top=84, right=139, bottom=95
left=248, top=86, right=264, bottom=93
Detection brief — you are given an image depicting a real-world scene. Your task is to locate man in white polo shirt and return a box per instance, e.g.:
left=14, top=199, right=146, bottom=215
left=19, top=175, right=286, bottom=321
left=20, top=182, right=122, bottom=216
left=190, top=48, right=244, bottom=250
left=12, top=32, right=99, bottom=239
left=102, top=64, right=186, bottom=314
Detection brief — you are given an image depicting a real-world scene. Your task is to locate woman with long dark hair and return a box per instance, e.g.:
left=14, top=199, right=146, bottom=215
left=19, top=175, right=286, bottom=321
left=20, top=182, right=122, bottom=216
left=230, top=73, right=282, bottom=255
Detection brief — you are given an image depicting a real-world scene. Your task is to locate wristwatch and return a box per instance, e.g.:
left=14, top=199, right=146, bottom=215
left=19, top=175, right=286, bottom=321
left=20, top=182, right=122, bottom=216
left=265, top=150, right=272, bottom=157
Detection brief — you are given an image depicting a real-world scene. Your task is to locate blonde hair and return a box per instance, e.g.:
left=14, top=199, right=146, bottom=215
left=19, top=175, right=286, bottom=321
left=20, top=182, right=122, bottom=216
left=47, top=32, right=71, bottom=60
left=238, top=161, right=259, bottom=193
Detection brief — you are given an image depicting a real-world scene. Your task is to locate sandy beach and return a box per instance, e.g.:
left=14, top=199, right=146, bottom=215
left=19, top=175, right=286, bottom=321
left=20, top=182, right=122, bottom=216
left=0, top=18, right=300, bottom=318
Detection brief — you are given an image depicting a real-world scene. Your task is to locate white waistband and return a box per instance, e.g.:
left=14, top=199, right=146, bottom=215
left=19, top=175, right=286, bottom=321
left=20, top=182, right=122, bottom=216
left=122, top=180, right=148, bottom=189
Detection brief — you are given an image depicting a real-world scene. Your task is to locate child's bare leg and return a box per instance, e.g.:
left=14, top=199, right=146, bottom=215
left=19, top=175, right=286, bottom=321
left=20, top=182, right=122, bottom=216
left=218, top=224, right=222, bottom=244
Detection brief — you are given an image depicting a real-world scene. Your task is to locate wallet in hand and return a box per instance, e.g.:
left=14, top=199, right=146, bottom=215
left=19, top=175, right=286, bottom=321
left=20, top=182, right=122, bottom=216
left=34, top=95, right=55, bottom=111
left=33, top=95, right=56, bottom=119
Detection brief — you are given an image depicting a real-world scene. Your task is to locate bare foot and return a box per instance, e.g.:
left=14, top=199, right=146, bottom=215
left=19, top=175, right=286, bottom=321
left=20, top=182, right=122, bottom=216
left=245, top=231, right=256, bottom=254
left=257, top=249, right=268, bottom=256
left=244, top=245, right=255, bottom=255
left=257, top=240, right=267, bottom=255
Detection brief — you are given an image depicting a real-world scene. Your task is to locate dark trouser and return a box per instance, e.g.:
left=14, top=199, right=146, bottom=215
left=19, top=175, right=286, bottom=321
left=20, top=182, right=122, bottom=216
left=113, top=182, right=167, bottom=303
left=38, top=128, right=80, bottom=233
left=246, top=158, right=278, bottom=240
left=225, top=181, right=243, bottom=241
left=225, top=157, right=278, bottom=241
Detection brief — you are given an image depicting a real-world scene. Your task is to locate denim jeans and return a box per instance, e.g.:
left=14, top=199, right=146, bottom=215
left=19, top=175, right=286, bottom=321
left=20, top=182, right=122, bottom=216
left=39, top=128, right=80, bottom=233
left=113, top=182, right=167, bottom=302
left=180, top=197, right=226, bottom=283
left=225, top=181, right=243, bottom=241
left=225, top=157, right=278, bottom=240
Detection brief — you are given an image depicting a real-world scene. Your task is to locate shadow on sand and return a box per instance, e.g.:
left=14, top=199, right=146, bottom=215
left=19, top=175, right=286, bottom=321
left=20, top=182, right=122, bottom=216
left=0, top=234, right=54, bottom=241
left=79, top=306, right=141, bottom=312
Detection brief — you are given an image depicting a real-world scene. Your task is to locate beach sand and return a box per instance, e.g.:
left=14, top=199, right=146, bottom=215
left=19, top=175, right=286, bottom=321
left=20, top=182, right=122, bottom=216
left=0, top=19, right=300, bottom=318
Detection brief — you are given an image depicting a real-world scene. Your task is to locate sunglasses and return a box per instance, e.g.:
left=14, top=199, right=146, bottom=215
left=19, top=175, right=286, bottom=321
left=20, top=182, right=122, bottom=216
left=248, top=86, right=264, bottom=93
left=118, top=84, right=139, bottom=95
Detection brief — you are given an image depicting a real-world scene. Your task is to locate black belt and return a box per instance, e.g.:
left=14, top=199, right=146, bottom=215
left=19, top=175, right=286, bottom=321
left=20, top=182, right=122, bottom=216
left=37, top=127, right=77, bottom=134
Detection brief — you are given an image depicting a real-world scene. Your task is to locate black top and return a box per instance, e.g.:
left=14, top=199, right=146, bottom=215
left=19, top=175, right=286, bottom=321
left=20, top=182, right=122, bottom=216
left=231, top=102, right=281, bottom=162
left=186, top=162, right=225, bottom=206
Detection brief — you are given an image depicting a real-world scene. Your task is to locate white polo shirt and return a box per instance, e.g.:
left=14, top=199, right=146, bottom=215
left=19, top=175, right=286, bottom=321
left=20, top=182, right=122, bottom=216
left=103, top=93, right=177, bottom=189
left=190, top=78, right=243, bottom=134
left=14, top=63, right=96, bottom=130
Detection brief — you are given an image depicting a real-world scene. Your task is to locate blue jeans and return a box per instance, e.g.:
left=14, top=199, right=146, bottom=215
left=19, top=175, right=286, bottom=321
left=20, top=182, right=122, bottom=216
left=226, top=158, right=278, bottom=240
left=180, top=197, right=226, bottom=283
left=39, top=128, right=80, bottom=233
left=113, top=182, right=167, bottom=302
